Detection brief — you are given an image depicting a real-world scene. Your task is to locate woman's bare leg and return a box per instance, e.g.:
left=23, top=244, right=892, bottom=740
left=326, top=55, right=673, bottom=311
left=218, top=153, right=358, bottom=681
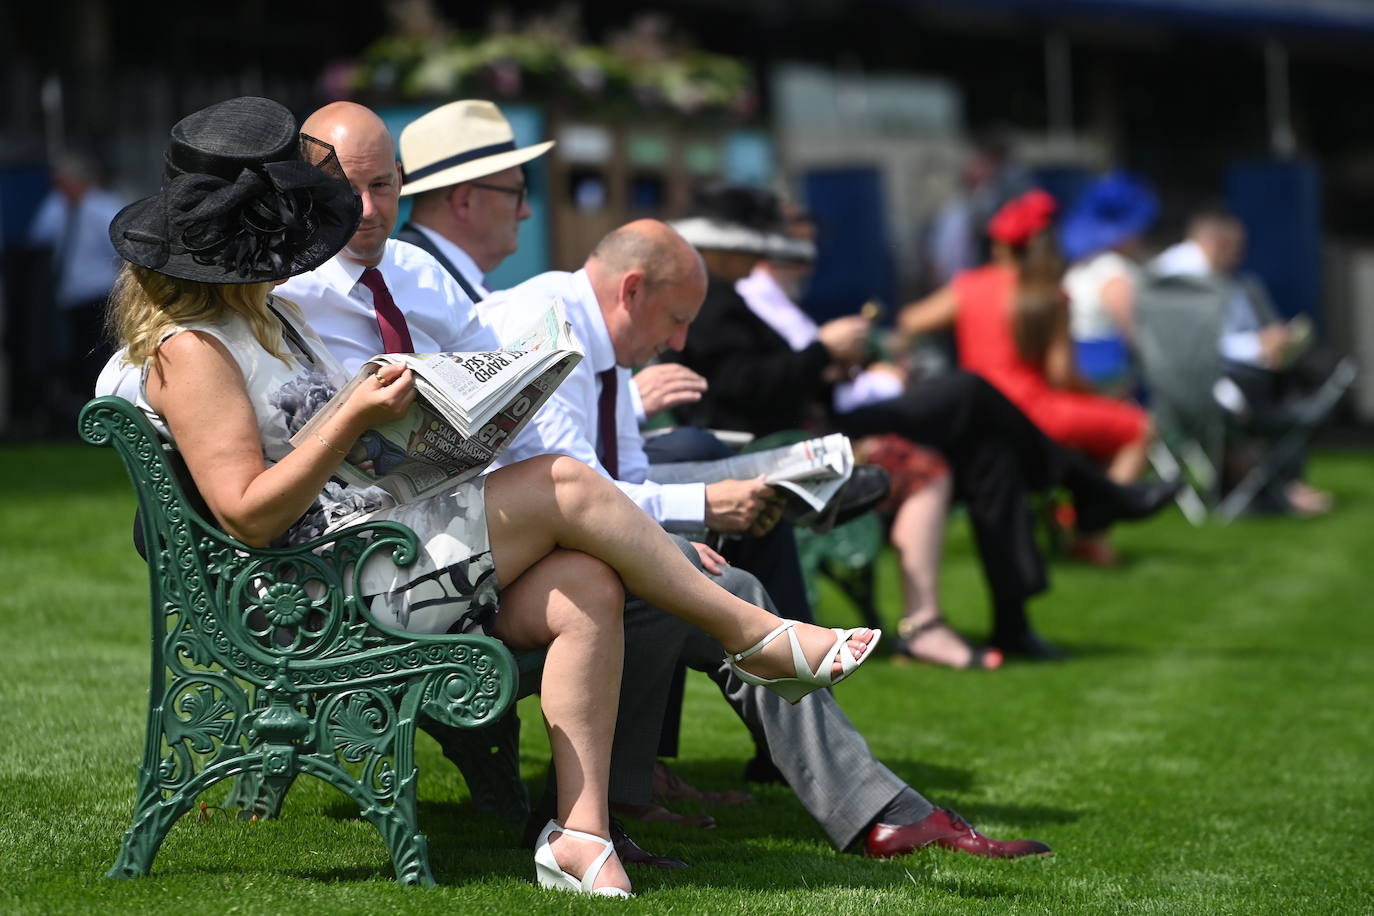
left=890, top=474, right=987, bottom=668
left=484, top=455, right=873, bottom=683
left=892, top=474, right=950, bottom=624
left=489, top=548, right=630, bottom=894
left=1107, top=418, right=1154, bottom=484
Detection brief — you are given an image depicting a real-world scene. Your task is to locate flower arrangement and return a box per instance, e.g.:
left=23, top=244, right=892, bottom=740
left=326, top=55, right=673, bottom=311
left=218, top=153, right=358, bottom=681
left=331, top=6, right=756, bottom=121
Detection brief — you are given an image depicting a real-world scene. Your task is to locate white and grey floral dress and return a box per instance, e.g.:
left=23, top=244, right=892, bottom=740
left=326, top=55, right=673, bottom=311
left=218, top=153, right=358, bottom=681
left=132, top=297, right=501, bottom=635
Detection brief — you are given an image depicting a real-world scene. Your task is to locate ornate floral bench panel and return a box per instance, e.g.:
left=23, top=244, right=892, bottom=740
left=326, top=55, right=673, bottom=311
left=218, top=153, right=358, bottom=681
left=80, top=396, right=518, bottom=887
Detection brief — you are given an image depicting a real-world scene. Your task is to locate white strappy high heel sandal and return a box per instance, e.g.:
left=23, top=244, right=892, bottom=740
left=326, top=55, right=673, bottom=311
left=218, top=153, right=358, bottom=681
left=726, top=621, right=881, bottom=704
left=533, top=819, right=633, bottom=898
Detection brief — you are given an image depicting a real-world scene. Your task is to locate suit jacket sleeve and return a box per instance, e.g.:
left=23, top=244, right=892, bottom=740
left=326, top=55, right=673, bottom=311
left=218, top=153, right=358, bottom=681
left=674, top=281, right=832, bottom=430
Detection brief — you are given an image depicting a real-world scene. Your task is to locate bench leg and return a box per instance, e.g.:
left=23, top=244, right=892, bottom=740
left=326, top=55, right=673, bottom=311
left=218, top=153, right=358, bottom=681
left=108, top=674, right=252, bottom=879
left=107, top=755, right=255, bottom=879
left=107, top=792, right=197, bottom=879
left=308, top=686, right=437, bottom=886
left=225, top=765, right=299, bottom=820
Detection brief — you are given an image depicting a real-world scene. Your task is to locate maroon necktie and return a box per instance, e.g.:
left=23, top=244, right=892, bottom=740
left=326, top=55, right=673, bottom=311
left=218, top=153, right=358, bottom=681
left=359, top=267, right=414, bottom=353
left=596, top=367, right=619, bottom=478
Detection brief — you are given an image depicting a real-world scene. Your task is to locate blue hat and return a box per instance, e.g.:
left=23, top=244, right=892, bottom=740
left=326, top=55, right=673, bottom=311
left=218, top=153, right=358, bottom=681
left=1059, top=171, right=1158, bottom=263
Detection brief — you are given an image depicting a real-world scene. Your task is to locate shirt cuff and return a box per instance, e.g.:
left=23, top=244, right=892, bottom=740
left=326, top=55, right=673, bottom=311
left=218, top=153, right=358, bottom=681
left=1220, top=330, right=1263, bottom=365
left=659, top=481, right=707, bottom=527
left=629, top=376, right=647, bottom=424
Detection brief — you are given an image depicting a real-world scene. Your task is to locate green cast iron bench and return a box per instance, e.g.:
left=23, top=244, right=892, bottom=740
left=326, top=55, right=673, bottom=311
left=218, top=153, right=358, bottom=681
left=81, top=396, right=525, bottom=886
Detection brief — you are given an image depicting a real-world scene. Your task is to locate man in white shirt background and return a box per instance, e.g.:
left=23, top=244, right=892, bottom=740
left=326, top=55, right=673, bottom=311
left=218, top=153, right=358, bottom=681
left=480, top=218, right=1053, bottom=862
left=1153, top=207, right=1344, bottom=515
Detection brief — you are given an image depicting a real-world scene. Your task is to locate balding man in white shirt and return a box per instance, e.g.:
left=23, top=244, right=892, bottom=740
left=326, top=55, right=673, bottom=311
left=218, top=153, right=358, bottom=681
left=479, top=219, right=1054, bottom=862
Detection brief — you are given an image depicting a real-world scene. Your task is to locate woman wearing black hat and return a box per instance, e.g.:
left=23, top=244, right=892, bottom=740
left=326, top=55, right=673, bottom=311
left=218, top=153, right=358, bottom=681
left=102, top=97, right=877, bottom=897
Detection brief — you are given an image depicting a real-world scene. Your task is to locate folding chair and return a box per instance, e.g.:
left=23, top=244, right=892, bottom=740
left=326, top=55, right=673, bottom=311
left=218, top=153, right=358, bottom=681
left=1135, top=273, right=1358, bottom=523
left=1133, top=272, right=1229, bottom=524
left=1214, top=355, right=1357, bottom=521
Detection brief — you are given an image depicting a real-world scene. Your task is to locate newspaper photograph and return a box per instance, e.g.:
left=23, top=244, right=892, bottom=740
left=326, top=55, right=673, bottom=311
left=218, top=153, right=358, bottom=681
left=291, top=298, right=583, bottom=502
left=647, top=433, right=855, bottom=528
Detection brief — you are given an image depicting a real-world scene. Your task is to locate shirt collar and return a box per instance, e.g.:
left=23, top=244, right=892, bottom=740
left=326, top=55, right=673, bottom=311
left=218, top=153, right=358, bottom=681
left=413, top=224, right=489, bottom=294
left=317, top=246, right=372, bottom=294
left=735, top=264, right=819, bottom=352
left=570, top=268, right=616, bottom=373
left=1154, top=240, right=1213, bottom=278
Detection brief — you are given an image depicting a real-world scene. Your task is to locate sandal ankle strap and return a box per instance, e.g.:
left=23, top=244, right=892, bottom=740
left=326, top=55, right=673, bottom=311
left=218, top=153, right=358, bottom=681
left=541, top=820, right=617, bottom=893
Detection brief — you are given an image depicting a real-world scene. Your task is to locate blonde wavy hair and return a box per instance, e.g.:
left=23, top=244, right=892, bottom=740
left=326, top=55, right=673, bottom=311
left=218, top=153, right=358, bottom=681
left=106, top=262, right=297, bottom=366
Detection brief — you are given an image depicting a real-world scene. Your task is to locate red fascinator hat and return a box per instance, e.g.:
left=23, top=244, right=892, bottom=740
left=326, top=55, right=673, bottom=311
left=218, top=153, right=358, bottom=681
left=987, top=189, right=1058, bottom=247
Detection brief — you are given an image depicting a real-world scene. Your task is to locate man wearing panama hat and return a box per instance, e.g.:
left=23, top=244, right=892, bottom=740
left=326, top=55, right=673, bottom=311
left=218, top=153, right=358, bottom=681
left=394, top=99, right=553, bottom=303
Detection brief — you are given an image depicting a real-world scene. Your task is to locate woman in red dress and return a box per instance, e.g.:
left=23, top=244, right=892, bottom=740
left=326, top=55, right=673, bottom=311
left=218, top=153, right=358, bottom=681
left=901, top=190, right=1152, bottom=481
left=900, top=190, right=1155, bottom=562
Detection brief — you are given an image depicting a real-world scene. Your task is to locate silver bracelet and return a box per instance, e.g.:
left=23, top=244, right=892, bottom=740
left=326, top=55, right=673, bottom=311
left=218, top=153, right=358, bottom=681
left=315, top=432, right=347, bottom=457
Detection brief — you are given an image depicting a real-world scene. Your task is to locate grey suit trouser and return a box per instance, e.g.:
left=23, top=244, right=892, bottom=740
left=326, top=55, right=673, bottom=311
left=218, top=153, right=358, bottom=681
left=610, top=535, right=924, bottom=851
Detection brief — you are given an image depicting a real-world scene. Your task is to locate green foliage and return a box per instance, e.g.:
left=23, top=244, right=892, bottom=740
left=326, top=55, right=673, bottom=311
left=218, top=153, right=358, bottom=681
left=2, top=443, right=1372, bottom=913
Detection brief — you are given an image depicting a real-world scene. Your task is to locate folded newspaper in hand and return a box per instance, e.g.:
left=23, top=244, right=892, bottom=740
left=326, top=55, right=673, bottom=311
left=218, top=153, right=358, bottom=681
left=293, top=298, right=583, bottom=503
left=646, top=433, right=855, bottom=531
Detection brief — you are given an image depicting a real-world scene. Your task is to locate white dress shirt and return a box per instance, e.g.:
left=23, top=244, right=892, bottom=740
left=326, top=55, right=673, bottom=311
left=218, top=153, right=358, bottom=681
left=480, top=268, right=708, bottom=530
left=275, top=238, right=494, bottom=371
left=411, top=223, right=492, bottom=299
left=1152, top=240, right=1266, bottom=366
left=734, top=265, right=902, bottom=415
left=275, top=237, right=553, bottom=466
left=736, top=265, right=819, bottom=352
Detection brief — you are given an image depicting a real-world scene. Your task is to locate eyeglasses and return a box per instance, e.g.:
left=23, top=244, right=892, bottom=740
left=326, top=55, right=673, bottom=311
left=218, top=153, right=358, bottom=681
left=469, top=181, right=529, bottom=208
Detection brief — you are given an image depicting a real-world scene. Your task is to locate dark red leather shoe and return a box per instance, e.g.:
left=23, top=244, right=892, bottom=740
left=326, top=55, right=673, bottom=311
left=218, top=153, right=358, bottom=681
left=864, top=808, right=1052, bottom=860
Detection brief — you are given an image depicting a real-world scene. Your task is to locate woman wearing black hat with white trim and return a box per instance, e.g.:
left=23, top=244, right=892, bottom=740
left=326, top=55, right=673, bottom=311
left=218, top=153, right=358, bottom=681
left=102, top=97, right=878, bottom=897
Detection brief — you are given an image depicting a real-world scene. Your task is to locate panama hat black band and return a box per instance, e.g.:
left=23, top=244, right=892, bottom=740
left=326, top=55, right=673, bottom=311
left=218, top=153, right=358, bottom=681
left=398, top=100, right=554, bottom=197
left=402, top=139, right=517, bottom=185
left=110, top=96, right=361, bottom=284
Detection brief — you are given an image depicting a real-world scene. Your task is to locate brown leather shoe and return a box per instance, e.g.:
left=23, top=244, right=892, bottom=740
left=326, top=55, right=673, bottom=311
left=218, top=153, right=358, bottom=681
left=610, top=801, right=716, bottom=829
left=611, top=818, right=688, bottom=870
left=653, top=760, right=753, bottom=806
left=865, top=808, right=1052, bottom=860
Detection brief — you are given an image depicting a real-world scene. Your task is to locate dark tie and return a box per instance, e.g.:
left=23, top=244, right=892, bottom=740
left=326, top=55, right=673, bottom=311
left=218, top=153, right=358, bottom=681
left=359, top=266, right=414, bottom=353
left=596, top=367, right=619, bottom=478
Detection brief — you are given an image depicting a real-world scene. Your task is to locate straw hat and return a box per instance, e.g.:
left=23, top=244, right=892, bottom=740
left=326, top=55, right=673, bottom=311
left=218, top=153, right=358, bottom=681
left=398, top=100, right=555, bottom=197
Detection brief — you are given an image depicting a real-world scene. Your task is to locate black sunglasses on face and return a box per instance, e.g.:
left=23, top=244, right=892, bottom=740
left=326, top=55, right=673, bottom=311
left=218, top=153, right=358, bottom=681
left=469, top=181, right=529, bottom=207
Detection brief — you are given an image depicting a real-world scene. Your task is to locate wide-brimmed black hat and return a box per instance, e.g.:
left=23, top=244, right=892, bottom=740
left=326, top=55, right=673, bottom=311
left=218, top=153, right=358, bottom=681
left=670, top=184, right=815, bottom=263
left=110, top=96, right=361, bottom=284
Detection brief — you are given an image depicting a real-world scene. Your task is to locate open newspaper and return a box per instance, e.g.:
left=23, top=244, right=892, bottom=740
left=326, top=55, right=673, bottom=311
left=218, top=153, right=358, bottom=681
left=292, top=298, right=582, bottom=503
left=646, top=433, right=855, bottom=531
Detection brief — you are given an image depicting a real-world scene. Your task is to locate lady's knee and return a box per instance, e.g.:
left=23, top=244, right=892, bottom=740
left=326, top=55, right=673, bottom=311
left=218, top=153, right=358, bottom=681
left=548, top=454, right=612, bottom=508
left=558, top=551, right=625, bottom=625
left=1134, top=413, right=1156, bottom=446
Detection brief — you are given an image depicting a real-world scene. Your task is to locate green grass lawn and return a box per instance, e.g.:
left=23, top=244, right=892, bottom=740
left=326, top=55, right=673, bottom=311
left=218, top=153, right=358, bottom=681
left=2, top=443, right=1372, bottom=914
